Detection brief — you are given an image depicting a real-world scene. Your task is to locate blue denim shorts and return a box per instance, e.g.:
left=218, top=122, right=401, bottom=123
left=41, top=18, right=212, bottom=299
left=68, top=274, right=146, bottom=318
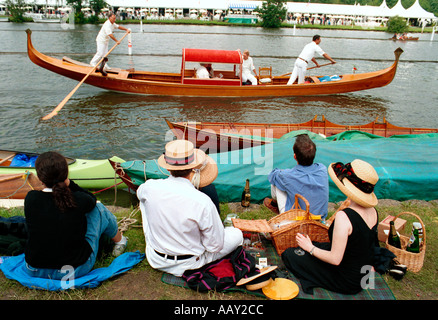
left=24, top=202, right=118, bottom=280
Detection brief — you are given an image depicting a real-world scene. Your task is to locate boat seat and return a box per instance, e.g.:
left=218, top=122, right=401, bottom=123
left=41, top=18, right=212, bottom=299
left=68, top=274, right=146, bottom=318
left=258, top=67, right=272, bottom=84
left=117, top=71, right=130, bottom=79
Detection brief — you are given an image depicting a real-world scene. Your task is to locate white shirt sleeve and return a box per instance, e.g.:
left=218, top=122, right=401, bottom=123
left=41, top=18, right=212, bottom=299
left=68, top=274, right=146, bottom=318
left=197, top=202, right=225, bottom=253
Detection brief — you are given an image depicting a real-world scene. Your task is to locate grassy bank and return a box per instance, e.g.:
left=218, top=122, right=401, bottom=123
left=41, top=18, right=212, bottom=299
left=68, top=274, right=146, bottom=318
left=0, top=199, right=436, bottom=300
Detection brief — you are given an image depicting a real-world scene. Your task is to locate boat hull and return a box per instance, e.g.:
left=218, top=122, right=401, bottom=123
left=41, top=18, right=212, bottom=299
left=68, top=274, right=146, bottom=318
left=26, top=29, right=403, bottom=97
left=0, top=173, right=44, bottom=199
left=166, top=116, right=438, bottom=152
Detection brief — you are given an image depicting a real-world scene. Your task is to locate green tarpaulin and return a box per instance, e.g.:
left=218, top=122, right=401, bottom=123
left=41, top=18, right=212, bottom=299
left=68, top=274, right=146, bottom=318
left=122, top=131, right=438, bottom=204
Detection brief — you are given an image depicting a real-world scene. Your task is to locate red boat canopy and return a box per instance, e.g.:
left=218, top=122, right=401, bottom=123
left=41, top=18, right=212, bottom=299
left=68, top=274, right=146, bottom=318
left=182, top=48, right=242, bottom=64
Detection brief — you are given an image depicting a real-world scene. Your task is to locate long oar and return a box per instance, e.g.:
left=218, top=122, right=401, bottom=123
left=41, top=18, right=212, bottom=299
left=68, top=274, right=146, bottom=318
left=279, top=62, right=335, bottom=77
left=42, top=31, right=130, bottom=121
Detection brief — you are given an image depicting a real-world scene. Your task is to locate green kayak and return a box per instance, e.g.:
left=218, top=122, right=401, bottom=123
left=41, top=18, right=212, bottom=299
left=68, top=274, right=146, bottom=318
left=0, top=150, right=126, bottom=190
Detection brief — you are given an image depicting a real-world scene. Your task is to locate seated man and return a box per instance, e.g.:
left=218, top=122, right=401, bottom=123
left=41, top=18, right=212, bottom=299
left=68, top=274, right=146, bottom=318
left=240, top=50, right=258, bottom=85
left=264, top=134, right=329, bottom=220
left=196, top=63, right=214, bottom=79
left=137, top=140, right=243, bottom=277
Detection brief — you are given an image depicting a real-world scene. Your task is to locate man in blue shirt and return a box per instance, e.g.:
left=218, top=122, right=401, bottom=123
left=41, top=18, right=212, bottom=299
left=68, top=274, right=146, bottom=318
left=264, top=134, right=329, bottom=220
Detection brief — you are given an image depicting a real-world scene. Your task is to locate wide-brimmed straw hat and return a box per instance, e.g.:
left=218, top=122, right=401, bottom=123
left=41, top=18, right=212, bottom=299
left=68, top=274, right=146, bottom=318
left=328, top=159, right=379, bottom=208
left=157, top=140, right=218, bottom=188
left=236, top=266, right=277, bottom=291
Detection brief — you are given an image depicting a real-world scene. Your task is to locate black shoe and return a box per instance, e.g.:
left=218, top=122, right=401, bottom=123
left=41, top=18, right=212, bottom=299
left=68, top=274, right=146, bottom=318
left=388, top=268, right=405, bottom=281
left=390, top=260, right=407, bottom=273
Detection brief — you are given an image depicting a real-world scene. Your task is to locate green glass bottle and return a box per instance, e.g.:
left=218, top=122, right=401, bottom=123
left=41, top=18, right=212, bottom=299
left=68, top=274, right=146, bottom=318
left=388, top=221, right=401, bottom=249
left=406, top=227, right=420, bottom=253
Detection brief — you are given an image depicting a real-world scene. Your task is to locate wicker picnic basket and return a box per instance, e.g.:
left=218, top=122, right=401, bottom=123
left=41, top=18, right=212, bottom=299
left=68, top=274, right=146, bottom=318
left=385, top=212, right=426, bottom=273
left=268, top=194, right=329, bottom=255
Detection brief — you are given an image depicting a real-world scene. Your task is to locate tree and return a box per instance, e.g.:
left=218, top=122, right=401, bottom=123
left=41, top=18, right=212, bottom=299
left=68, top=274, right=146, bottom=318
left=5, top=0, right=26, bottom=22
left=88, top=0, right=108, bottom=23
left=90, top=0, right=108, bottom=16
left=387, top=15, right=409, bottom=33
left=256, top=0, right=287, bottom=28
left=66, top=0, right=85, bottom=24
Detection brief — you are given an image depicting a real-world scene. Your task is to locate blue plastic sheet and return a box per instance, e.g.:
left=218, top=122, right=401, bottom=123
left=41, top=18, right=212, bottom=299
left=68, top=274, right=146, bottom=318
left=0, top=251, right=145, bottom=290
left=9, top=154, right=38, bottom=167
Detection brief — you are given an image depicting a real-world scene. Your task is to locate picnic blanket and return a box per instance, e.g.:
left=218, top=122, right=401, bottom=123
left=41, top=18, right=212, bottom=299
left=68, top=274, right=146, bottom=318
left=161, top=241, right=396, bottom=300
left=0, top=251, right=144, bottom=291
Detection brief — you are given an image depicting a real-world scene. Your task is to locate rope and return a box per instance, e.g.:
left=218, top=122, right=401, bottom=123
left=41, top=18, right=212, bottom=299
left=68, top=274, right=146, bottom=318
left=92, top=181, right=124, bottom=194
left=117, top=206, right=142, bottom=233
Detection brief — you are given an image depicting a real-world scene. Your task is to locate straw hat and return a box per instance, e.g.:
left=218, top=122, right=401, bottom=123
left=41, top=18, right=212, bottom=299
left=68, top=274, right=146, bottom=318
left=236, top=266, right=277, bottom=291
left=262, top=278, right=299, bottom=300
left=157, top=140, right=218, bottom=188
left=328, top=159, right=379, bottom=208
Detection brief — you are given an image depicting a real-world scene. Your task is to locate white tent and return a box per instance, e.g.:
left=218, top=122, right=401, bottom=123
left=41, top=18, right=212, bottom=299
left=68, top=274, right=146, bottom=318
left=378, top=0, right=393, bottom=17
left=405, top=0, right=435, bottom=19
left=390, top=0, right=408, bottom=17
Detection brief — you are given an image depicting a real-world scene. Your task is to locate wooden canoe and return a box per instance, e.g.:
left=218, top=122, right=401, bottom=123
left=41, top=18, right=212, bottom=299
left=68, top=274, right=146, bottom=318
left=166, top=116, right=438, bottom=152
left=0, top=150, right=126, bottom=190
left=0, top=172, right=44, bottom=199
left=26, top=29, right=403, bottom=97
left=391, top=37, right=419, bottom=41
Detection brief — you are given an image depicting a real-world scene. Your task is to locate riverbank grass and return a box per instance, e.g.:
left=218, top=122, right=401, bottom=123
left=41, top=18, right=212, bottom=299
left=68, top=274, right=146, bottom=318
left=0, top=200, right=436, bottom=300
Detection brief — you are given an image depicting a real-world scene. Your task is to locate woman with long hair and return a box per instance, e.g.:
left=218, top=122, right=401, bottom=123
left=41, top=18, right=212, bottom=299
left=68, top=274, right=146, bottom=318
left=24, top=151, right=127, bottom=280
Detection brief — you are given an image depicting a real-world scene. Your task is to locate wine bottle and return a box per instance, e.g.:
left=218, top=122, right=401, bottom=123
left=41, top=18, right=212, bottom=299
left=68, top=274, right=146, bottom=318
left=241, top=179, right=250, bottom=207
left=406, top=227, right=420, bottom=253
left=388, top=220, right=401, bottom=249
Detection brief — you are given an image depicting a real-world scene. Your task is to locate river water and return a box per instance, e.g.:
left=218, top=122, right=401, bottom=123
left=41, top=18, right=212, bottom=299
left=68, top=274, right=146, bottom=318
left=1, top=22, right=437, bottom=163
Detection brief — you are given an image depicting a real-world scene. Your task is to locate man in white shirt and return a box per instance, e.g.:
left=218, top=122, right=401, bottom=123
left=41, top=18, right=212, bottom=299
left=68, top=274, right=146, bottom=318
left=137, top=140, right=243, bottom=277
left=240, top=50, right=258, bottom=85
left=287, top=35, right=336, bottom=85
left=196, top=63, right=214, bottom=79
left=90, top=13, right=130, bottom=69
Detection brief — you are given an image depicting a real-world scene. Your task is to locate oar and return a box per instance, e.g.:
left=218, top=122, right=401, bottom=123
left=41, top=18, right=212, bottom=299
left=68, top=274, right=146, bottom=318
left=42, top=31, right=130, bottom=121
left=279, top=62, right=335, bottom=77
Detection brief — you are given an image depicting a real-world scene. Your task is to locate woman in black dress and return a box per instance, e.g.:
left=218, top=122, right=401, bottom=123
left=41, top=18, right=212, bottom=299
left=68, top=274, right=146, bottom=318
left=282, top=159, right=379, bottom=294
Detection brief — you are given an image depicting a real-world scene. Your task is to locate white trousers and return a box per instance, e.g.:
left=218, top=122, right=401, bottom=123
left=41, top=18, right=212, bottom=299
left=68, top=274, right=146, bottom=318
left=271, top=185, right=287, bottom=214
left=287, top=58, right=308, bottom=85
left=90, top=41, right=110, bottom=68
left=242, top=71, right=258, bottom=85
left=145, top=227, right=243, bottom=277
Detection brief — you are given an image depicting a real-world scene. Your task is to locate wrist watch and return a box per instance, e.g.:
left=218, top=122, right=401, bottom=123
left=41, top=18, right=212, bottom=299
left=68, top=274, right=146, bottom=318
left=310, top=246, right=316, bottom=256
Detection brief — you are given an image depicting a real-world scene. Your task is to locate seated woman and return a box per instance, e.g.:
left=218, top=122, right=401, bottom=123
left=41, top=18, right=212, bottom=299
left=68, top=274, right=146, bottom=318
left=24, top=151, right=128, bottom=280
left=281, top=159, right=379, bottom=295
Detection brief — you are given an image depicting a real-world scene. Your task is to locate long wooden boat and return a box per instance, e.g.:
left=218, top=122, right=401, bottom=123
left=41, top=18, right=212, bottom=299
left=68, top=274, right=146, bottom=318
left=0, top=173, right=44, bottom=199
left=166, top=116, right=438, bottom=152
left=391, top=37, right=419, bottom=41
left=0, top=150, right=126, bottom=190
left=26, top=29, right=403, bottom=97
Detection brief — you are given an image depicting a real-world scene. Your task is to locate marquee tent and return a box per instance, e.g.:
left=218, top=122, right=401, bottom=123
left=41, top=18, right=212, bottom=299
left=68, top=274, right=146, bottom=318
left=405, top=0, right=436, bottom=19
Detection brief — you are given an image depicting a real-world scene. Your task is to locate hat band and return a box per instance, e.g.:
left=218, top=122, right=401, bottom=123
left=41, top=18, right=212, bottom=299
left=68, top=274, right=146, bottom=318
left=332, top=162, right=375, bottom=194
left=164, top=152, right=195, bottom=166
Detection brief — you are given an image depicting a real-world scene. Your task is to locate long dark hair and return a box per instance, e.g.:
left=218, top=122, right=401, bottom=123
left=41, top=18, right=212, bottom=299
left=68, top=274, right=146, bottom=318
left=35, top=151, right=76, bottom=212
